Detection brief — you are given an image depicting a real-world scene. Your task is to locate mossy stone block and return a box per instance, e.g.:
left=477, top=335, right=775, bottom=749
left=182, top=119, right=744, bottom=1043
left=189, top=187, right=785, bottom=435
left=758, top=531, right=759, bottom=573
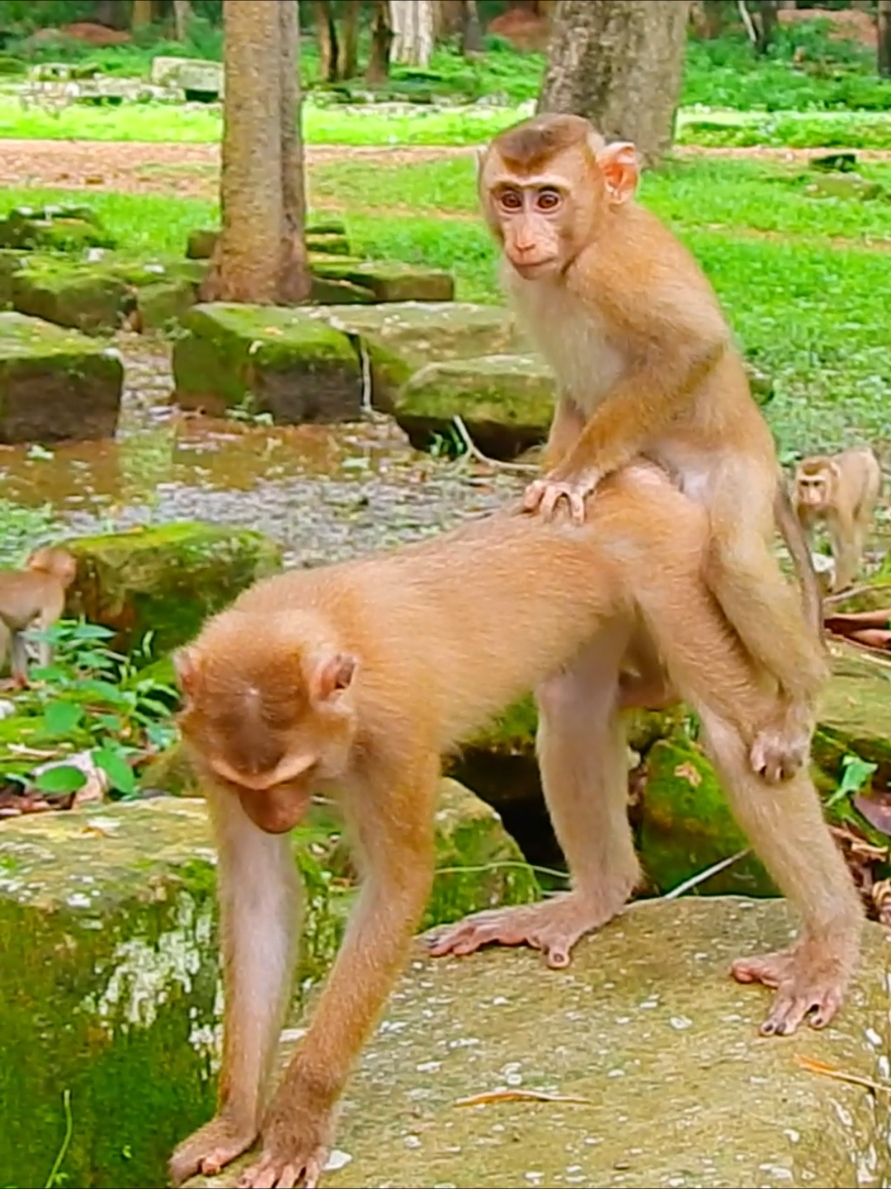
left=639, top=738, right=777, bottom=897
left=313, top=257, right=454, bottom=302
left=172, top=303, right=364, bottom=423
left=137, top=278, right=201, bottom=331
left=187, top=221, right=350, bottom=261
left=308, top=275, right=375, bottom=305
left=0, top=248, right=26, bottom=307
left=63, top=521, right=283, bottom=654
left=395, top=352, right=555, bottom=459
left=0, top=203, right=115, bottom=252
left=12, top=261, right=131, bottom=334
left=0, top=311, right=122, bottom=443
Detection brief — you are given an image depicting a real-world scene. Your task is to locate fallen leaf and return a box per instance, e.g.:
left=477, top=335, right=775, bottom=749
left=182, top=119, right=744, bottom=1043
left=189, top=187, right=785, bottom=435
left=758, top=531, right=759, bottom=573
left=853, top=791, right=891, bottom=837
left=674, top=762, right=701, bottom=786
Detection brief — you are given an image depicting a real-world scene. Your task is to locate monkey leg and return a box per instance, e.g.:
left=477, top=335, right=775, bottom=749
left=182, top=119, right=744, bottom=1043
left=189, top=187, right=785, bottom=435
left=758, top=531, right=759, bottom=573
left=705, top=488, right=829, bottom=784
left=169, top=790, right=301, bottom=1187
left=700, top=708, right=862, bottom=1035
left=829, top=515, right=860, bottom=592
left=428, top=629, right=640, bottom=968
left=238, top=765, right=438, bottom=1189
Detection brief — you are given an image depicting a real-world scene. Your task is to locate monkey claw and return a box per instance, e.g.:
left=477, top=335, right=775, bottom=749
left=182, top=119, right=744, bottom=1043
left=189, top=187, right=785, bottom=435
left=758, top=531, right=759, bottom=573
left=731, top=942, right=851, bottom=1036
left=426, top=891, right=621, bottom=969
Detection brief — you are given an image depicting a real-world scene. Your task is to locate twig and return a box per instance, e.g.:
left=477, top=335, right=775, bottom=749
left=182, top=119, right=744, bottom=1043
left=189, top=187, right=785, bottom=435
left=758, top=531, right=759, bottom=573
left=45, top=1089, right=73, bottom=1189
left=455, top=1088, right=592, bottom=1108
left=451, top=415, right=538, bottom=474
left=824, top=581, right=891, bottom=607
left=796, top=1054, right=891, bottom=1095
left=663, top=849, right=751, bottom=900
left=359, top=340, right=372, bottom=413
left=737, top=0, right=758, bottom=44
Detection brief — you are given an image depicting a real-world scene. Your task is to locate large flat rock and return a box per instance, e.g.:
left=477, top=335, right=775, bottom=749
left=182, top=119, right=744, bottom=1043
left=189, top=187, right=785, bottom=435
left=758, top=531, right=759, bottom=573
left=192, top=898, right=890, bottom=1189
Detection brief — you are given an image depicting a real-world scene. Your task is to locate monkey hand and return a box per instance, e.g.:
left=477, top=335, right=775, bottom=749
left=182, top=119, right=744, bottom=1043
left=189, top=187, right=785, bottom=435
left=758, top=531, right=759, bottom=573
left=749, top=700, right=813, bottom=784
left=237, top=1086, right=335, bottom=1189
left=168, top=1113, right=259, bottom=1186
left=732, top=934, right=854, bottom=1036
left=425, top=891, right=622, bottom=969
left=522, top=468, right=603, bottom=524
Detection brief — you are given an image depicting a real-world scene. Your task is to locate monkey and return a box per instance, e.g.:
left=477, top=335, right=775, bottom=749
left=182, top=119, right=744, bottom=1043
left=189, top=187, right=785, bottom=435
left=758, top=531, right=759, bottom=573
left=477, top=112, right=828, bottom=786
left=793, top=447, right=883, bottom=594
left=168, top=464, right=861, bottom=1189
left=0, top=547, right=76, bottom=686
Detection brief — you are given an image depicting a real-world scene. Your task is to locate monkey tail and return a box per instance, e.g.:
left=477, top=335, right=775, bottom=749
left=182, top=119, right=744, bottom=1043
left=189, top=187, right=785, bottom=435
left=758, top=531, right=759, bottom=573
left=774, top=474, right=824, bottom=640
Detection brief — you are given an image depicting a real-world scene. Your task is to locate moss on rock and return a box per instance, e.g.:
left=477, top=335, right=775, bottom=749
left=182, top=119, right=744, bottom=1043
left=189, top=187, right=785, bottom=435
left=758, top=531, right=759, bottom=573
left=137, top=278, right=201, bottom=332
left=0, top=248, right=26, bottom=307
left=172, top=303, right=364, bottom=422
left=0, top=203, right=116, bottom=252
left=395, top=353, right=555, bottom=459
left=12, top=261, right=132, bottom=335
left=312, top=258, right=454, bottom=302
left=638, top=739, right=777, bottom=897
left=63, top=521, right=282, bottom=654
left=187, top=221, right=350, bottom=261
left=0, top=311, right=122, bottom=443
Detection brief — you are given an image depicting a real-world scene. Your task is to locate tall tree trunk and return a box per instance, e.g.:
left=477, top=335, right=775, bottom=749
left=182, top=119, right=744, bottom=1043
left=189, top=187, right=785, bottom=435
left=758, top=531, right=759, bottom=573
left=202, top=0, right=310, bottom=305
left=750, top=0, right=779, bottom=53
left=336, top=0, right=360, bottom=80
left=366, top=1, right=394, bottom=82
left=391, top=0, right=435, bottom=67
left=94, top=0, right=129, bottom=29
left=315, top=0, right=339, bottom=82
left=131, top=0, right=154, bottom=28
left=173, top=0, right=191, bottom=41
left=880, top=0, right=891, bottom=77
left=462, top=0, right=483, bottom=54
left=777, top=1, right=796, bottom=9
left=537, top=0, right=690, bottom=168
left=278, top=0, right=311, bottom=303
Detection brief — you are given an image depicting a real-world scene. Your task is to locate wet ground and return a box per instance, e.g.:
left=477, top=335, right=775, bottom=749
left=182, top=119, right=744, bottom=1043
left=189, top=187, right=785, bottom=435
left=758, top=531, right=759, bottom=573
left=0, top=334, right=526, bottom=567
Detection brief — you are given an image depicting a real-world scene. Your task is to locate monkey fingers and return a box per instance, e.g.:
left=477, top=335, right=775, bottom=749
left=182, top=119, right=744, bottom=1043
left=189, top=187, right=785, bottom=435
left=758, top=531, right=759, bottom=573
left=238, top=1143, right=327, bottom=1189
left=731, top=939, right=849, bottom=1036
left=522, top=473, right=600, bottom=524
left=426, top=892, right=607, bottom=969
left=749, top=702, right=813, bottom=784
left=168, top=1115, right=258, bottom=1186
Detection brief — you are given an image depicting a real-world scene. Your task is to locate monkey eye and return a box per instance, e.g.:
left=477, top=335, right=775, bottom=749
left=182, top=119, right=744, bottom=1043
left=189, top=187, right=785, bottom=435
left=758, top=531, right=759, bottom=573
left=498, top=189, right=523, bottom=212
left=536, top=189, right=562, bottom=212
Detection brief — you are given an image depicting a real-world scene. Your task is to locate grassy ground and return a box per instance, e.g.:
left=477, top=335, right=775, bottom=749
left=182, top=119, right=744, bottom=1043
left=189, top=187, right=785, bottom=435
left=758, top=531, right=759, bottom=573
left=3, top=145, right=888, bottom=459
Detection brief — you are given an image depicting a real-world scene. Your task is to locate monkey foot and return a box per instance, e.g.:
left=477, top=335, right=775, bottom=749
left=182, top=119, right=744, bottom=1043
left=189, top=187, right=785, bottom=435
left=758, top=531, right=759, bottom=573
left=168, top=1116, right=258, bottom=1186
left=237, top=1143, right=329, bottom=1189
left=749, top=705, right=813, bottom=784
left=732, top=942, right=850, bottom=1036
left=425, top=891, right=623, bottom=969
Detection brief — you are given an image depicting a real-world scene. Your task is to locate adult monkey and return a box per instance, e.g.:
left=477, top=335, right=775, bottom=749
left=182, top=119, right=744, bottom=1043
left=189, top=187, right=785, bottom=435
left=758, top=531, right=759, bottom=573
left=170, top=466, right=860, bottom=1189
left=476, top=113, right=826, bottom=786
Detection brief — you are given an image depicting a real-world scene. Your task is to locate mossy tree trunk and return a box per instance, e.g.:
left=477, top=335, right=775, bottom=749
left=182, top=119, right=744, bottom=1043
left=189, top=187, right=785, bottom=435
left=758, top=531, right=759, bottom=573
left=202, top=0, right=311, bottom=305
left=337, top=0, right=360, bottom=79
left=172, top=0, right=191, bottom=40
left=315, top=0, right=338, bottom=81
left=537, top=0, right=690, bottom=168
left=366, top=0, right=394, bottom=82
left=131, top=0, right=155, bottom=28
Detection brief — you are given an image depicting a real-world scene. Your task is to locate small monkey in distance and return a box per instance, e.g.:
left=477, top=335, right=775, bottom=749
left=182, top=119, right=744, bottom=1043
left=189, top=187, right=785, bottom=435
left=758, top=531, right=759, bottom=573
left=169, top=466, right=860, bottom=1189
left=0, top=547, right=76, bottom=686
left=793, top=447, right=882, bottom=593
left=478, top=113, right=827, bottom=785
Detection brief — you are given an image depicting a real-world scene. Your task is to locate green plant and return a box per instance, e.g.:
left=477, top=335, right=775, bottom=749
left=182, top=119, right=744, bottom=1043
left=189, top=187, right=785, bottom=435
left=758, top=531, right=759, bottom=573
left=0, top=621, right=178, bottom=797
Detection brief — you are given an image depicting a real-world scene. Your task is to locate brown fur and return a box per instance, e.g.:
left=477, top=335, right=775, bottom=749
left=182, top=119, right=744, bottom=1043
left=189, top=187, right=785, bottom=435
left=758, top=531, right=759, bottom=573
left=0, top=547, right=76, bottom=685
left=169, top=466, right=861, bottom=1189
left=478, top=112, right=827, bottom=786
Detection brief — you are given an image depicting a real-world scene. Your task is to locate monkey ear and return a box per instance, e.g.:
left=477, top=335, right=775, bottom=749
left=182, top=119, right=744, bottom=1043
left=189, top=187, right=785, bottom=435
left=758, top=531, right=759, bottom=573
left=174, top=646, right=200, bottom=699
left=310, top=652, right=358, bottom=704
left=595, top=141, right=640, bottom=205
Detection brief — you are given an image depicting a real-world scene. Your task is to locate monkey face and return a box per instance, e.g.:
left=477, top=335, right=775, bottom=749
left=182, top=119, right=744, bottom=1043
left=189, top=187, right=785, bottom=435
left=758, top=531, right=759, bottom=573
left=487, top=176, right=571, bottom=279
left=796, top=475, right=829, bottom=509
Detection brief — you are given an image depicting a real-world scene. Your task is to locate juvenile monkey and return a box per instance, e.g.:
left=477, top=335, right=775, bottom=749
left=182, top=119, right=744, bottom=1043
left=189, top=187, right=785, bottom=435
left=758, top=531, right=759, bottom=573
left=478, top=113, right=827, bottom=784
left=793, top=447, right=882, bottom=593
left=169, top=466, right=860, bottom=1189
left=0, top=547, right=76, bottom=686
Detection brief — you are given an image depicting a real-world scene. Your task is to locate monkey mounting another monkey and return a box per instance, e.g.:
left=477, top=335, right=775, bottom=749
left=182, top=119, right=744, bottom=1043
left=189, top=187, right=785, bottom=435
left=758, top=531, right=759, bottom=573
left=793, top=447, right=883, bottom=593
left=478, top=113, right=827, bottom=785
left=0, top=547, right=76, bottom=686
left=169, top=467, right=860, bottom=1189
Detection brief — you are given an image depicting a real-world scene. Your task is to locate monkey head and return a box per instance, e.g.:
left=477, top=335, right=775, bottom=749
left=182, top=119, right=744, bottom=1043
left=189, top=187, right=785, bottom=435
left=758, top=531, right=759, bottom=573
left=175, top=611, right=359, bottom=835
left=794, top=458, right=837, bottom=510
left=27, top=546, right=77, bottom=589
left=478, top=113, right=640, bottom=280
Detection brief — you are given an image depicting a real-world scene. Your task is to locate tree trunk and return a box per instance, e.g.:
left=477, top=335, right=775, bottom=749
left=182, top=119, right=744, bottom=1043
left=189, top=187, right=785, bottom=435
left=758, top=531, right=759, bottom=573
left=880, top=0, right=891, bottom=77
left=391, top=0, right=435, bottom=67
left=94, top=0, right=129, bottom=29
left=366, top=1, right=394, bottom=82
left=202, top=0, right=310, bottom=305
left=336, top=0, right=360, bottom=80
left=173, top=0, right=191, bottom=41
left=749, top=0, right=779, bottom=53
left=538, top=0, right=690, bottom=168
left=131, top=0, right=154, bottom=28
left=778, top=1, right=796, bottom=9
left=462, top=0, right=484, bottom=54
left=315, top=0, right=339, bottom=82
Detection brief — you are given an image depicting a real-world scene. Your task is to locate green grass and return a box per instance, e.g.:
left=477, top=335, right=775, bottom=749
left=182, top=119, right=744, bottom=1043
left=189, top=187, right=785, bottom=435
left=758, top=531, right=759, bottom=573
left=3, top=162, right=888, bottom=457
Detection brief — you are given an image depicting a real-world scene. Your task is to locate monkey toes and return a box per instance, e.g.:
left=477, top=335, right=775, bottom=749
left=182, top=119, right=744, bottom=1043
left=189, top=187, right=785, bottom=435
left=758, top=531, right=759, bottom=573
left=749, top=710, right=812, bottom=784
left=168, top=1117, right=258, bottom=1186
left=732, top=945, right=847, bottom=1036
left=426, top=893, right=615, bottom=969
left=237, top=1144, right=328, bottom=1189
left=522, top=474, right=599, bottom=524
